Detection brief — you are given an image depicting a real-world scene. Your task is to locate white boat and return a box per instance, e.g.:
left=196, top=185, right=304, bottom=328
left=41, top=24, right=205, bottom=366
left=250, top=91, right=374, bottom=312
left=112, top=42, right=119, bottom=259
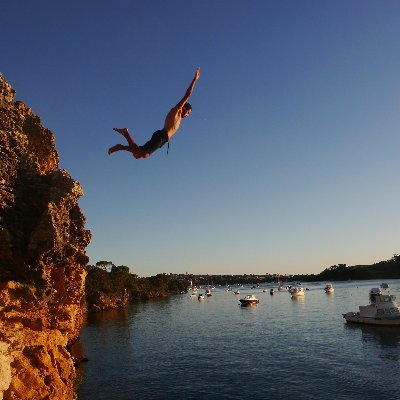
left=381, top=283, right=389, bottom=290
left=325, top=282, right=334, bottom=294
left=369, top=287, right=382, bottom=302
left=205, top=289, right=212, bottom=297
left=239, top=294, right=259, bottom=306
left=290, top=286, right=305, bottom=297
left=343, top=294, right=400, bottom=326
left=262, top=289, right=268, bottom=292
left=198, top=293, right=205, bottom=301
left=277, top=275, right=284, bottom=291
left=234, top=290, right=241, bottom=295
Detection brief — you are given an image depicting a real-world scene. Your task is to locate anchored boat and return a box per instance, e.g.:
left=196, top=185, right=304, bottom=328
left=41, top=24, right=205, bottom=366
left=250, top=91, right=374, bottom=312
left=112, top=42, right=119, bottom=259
left=239, top=294, right=259, bottom=306
left=325, top=282, right=334, bottom=294
left=343, top=293, right=400, bottom=326
left=289, top=285, right=305, bottom=297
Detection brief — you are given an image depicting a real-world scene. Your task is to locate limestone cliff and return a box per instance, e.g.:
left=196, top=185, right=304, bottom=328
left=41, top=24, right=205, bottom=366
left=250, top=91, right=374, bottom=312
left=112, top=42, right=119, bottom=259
left=0, top=74, right=91, bottom=400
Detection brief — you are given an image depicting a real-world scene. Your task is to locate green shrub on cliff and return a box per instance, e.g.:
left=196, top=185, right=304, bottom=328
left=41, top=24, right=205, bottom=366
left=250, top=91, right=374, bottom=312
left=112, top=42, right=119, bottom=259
left=86, top=266, right=113, bottom=293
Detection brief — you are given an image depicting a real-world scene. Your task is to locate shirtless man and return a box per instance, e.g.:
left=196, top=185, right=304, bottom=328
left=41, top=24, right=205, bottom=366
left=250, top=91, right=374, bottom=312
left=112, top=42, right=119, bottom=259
left=108, top=67, right=200, bottom=158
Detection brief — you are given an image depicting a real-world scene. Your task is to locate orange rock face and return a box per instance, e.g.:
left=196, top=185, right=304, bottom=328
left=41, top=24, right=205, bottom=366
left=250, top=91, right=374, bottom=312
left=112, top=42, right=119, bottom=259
left=0, top=74, right=91, bottom=400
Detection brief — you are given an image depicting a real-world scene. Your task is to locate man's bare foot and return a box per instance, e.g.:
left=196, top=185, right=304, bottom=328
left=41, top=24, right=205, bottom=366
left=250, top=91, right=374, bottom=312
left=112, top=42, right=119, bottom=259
left=113, top=128, right=129, bottom=136
left=113, top=127, right=137, bottom=146
left=108, top=144, right=125, bottom=155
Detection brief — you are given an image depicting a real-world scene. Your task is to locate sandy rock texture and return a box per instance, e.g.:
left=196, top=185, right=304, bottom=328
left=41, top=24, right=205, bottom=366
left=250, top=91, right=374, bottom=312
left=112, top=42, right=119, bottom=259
left=0, top=73, right=91, bottom=400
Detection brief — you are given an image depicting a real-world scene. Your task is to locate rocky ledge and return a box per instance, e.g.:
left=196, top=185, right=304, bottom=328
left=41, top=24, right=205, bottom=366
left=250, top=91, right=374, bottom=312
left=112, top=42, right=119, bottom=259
left=0, top=74, right=91, bottom=400
left=87, top=290, right=130, bottom=312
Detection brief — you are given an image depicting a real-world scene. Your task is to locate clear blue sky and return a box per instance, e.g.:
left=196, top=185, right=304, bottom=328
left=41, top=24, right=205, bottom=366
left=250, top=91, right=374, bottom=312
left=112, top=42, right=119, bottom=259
left=3, top=1, right=400, bottom=276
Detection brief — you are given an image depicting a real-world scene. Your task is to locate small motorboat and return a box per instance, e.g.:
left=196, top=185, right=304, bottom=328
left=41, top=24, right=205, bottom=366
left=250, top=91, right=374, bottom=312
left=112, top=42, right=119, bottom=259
left=198, top=293, right=205, bottom=301
left=289, top=286, right=305, bottom=297
left=270, top=288, right=274, bottom=295
left=234, top=290, right=241, bottom=295
left=263, top=289, right=268, bottom=292
left=239, top=294, right=259, bottom=306
left=325, top=282, right=334, bottom=294
left=343, top=294, right=400, bottom=326
left=205, top=289, right=212, bottom=297
left=381, top=283, right=389, bottom=290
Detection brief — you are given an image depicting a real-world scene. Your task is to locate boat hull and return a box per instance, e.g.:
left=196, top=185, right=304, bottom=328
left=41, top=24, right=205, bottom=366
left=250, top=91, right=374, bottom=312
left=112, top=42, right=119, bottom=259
left=239, top=300, right=259, bottom=306
left=291, top=292, right=304, bottom=297
left=343, top=312, right=400, bottom=326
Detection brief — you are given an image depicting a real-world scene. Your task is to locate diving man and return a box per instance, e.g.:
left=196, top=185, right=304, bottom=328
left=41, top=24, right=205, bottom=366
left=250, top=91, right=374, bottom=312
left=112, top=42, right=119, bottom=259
left=108, top=67, right=200, bottom=159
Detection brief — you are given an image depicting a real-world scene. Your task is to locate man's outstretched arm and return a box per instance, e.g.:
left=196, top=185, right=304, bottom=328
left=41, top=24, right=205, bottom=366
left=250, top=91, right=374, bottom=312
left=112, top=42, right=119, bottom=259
left=174, top=67, right=201, bottom=110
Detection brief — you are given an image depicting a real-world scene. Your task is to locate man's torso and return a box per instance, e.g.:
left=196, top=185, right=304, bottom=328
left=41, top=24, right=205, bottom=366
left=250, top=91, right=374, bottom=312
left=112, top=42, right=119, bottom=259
left=163, top=108, right=182, bottom=139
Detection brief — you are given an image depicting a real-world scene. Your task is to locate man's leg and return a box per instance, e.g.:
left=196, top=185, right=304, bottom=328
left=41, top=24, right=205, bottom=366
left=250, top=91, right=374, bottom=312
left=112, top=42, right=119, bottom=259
left=111, top=128, right=148, bottom=158
left=108, top=144, right=131, bottom=155
left=113, top=128, right=137, bottom=148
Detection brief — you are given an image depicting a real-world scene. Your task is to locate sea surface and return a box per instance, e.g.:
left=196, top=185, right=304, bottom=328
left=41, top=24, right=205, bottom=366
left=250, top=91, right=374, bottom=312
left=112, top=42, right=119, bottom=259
left=76, top=279, right=400, bottom=399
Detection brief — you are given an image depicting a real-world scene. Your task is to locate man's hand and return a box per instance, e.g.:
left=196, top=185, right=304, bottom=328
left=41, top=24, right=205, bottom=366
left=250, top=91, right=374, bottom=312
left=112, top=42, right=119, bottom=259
left=174, top=68, right=201, bottom=110
left=194, top=67, right=201, bottom=81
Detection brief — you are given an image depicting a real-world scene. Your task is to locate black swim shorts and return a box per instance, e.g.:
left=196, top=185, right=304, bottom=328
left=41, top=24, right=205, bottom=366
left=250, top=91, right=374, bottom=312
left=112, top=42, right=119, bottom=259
left=139, top=130, right=169, bottom=155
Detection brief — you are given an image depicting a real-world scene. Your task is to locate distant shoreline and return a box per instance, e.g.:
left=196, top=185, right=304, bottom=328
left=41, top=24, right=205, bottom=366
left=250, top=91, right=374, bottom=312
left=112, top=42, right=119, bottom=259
left=171, top=255, right=400, bottom=286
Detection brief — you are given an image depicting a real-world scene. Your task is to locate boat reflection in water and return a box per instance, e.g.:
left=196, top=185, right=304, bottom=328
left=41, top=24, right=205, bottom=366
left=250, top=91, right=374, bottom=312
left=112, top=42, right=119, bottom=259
left=344, top=323, right=400, bottom=361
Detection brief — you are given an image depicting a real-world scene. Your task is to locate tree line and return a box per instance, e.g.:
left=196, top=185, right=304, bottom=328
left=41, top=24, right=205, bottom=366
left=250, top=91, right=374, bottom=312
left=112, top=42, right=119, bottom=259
left=86, top=261, right=187, bottom=300
left=180, top=254, right=400, bottom=286
left=86, top=254, right=400, bottom=297
left=315, top=254, right=400, bottom=282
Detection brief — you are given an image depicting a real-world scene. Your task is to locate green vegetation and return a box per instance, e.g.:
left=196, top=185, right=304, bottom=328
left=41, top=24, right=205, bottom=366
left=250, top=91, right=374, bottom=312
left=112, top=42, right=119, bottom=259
left=86, top=261, right=187, bottom=300
left=316, top=254, right=400, bottom=282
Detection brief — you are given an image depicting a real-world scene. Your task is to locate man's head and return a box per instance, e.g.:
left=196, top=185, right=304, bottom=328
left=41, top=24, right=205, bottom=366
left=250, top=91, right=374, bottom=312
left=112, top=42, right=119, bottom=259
left=182, top=102, right=192, bottom=118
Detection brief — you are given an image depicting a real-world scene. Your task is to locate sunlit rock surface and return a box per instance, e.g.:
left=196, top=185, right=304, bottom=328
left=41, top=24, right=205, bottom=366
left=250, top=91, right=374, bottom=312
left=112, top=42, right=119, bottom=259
left=0, top=74, right=91, bottom=400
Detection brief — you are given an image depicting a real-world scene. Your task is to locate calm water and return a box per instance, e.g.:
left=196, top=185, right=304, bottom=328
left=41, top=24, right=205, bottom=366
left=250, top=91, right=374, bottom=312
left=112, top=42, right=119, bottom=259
left=76, top=280, right=400, bottom=399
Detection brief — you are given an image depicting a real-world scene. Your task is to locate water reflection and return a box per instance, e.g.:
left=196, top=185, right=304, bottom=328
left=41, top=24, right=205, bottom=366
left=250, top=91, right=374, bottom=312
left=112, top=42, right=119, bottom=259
left=291, top=295, right=305, bottom=303
left=85, top=305, right=130, bottom=327
left=345, top=323, right=400, bottom=348
left=239, top=304, right=259, bottom=313
left=78, top=280, right=400, bottom=400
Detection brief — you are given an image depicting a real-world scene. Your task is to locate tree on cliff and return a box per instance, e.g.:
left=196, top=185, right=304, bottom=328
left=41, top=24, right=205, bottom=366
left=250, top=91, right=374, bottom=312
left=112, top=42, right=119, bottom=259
left=86, top=266, right=113, bottom=293
left=86, top=264, right=187, bottom=302
left=96, top=261, right=115, bottom=272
